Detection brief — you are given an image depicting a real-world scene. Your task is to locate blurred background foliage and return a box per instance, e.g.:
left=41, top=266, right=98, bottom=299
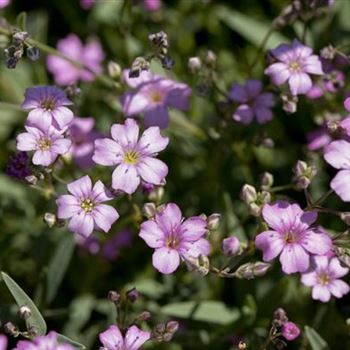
left=1, top=0, right=350, bottom=349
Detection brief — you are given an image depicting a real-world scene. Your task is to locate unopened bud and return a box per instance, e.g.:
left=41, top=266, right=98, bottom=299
left=26, top=46, right=39, bottom=61
left=166, top=320, right=179, bottom=334
left=188, top=57, right=202, bottom=73
left=260, top=172, right=274, bottom=189
left=207, top=213, right=221, bottom=230
left=221, top=236, right=240, bottom=257
left=161, top=55, right=175, bottom=70
left=19, top=305, right=32, bottom=320
left=13, top=31, right=28, bottom=44
left=4, top=322, right=19, bottom=337
left=259, top=191, right=271, bottom=204
left=129, top=57, right=150, bottom=78
left=241, top=184, right=257, bottom=204
left=148, top=186, right=164, bottom=202
left=273, top=307, right=288, bottom=327
left=204, top=50, right=216, bottom=68
left=27, top=325, right=38, bottom=338
left=107, top=61, right=122, bottom=79
left=320, top=44, right=336, bottom=60
left=143, top=202, right=157, bottom=218
left=25, top=174, right=38, bottom=185
left=238, top=341, right=247, bottom=350
left=281, top=93, right=298, bottom=114
left=108, top=290, right=121, bottom=305
left=293, top=160, right=317, bottom=189
left=44, top=213, right=57, bottom=228
left=341, top=212, right=350, bottom=225
left=135, top=311, right=151, bottom=322
left=248, top=202, right=261, bottom=217
left=234, top=262, right=271, bottom=279
left=126, top=287, right=139, bottom=303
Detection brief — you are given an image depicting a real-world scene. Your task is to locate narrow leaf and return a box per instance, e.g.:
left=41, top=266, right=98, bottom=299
left=56, top=334, right=86, bottom=349
left=16, top=12, right=27, bottom=31
left=46, top=234, right=75, bottom=304
left=1, top=272, right=47, bottom=335
left=305, top=326, right=329, bottom=350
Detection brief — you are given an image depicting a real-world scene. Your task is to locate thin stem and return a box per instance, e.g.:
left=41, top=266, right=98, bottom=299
left=0, top=102, right=25, bottom=112
left=249, top=27, right=275, bottom=70
left=269, top=184, right=294, bottom=193
left=312, top=189, right=333, bottom=207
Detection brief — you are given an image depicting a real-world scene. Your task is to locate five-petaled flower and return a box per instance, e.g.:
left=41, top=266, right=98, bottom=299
left=93, top=118, right=169, bottom=194
left=301, top=256, right=349, bottom=302
left=255, top=201, right=332, bottom=274
left=265, top=39, right=323, bottom=95
left=56, top=175, right=119, bottom=237
left=16, top=125, right=71, bottom=166
left=139, top=203, right=211, bottom=274
left=99, top=324, right=150, bottom=350
left=22, top=86, right=74, bottom=130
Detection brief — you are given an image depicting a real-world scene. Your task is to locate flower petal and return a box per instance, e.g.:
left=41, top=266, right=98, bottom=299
left=152, top=247, right=180, bottom=274
left=312, top=285, right=331, bottom=302
left=138, top=126, right=169, bottom=155
left=144, top=105, right=169, bottom=129
left=68, top=212, right=94, bottom=237
left=56, top=194, right=80, bottom=219
left=99, top=325, right=124, bottom=350
left=301, top=230, right=332, bottom=255
left=93, top=204, right=119, bottom=233
left=330, top=170, right=350, bottom=202
left=111, top=119, right=139, bottom=147
left=67, top=175, right=92, bottom=198
left=139, top=220, right=165, bottom=248
left=93, top=138, right=122, bottom=166
left=255, top=230, right=285, bottom=261
left=124, top=325, right=151, bottom=350
left=52, top=106, right=74, bottom=129
left=155, top=203, right=182, bottom=233
left=138, top=157, right=168, bottom=185
left=288, top=73, right=312, bottom=95
left=179, top=216, right=207, bottom=242
left=324, top=140, right=350, bottom=170
left=279, top=244, right=310, bottom=274
left=232, top=105, right=254, bottom=124
left=112, top=163, right=140, bottom=194
left=328, top=279, right=350, bottom=298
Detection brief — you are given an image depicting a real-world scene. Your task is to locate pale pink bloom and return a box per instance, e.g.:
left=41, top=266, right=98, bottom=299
left=282, top=322, right=300, bottom=341
left=0, top=0, right=10, bottom=9
left=144, top=0, right=161, bottom=11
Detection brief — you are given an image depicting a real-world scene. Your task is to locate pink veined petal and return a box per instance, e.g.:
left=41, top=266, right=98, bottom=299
left=32, top=150, right=54, bottom=166
left=255, top=230, right=285, bottom=261
left=232, top=104, right=254, bottom=124
left=112, top=163, right=140, bottom=194
left=279, top=244, right=310, bottom=274
left=67, top=175, right=92, bottom=198
left=313, top=255, right=330, bottom=269
left=179, top=216, right=207, bottom=242
left=265, top=63, right=290, bottom=85
left=328, top=279, right=350, bottom=298
left=51, top=138, right=72, bottom=155
left=137, top=157, right=168, bottom=185
left=155, top=203, right=182, bottom=234
left=93, top=138, right=122, bottom=166
left=270, top=43, right=294, bottom=62
left=324, top=140, right=350, bottom=169
left=124, top=325, right=151, bottom=350
left=139, top=220, right=165, bottom=248
left=91, top=180, right=114, bottom=203
left=300, top=271, right=317, bottom=287
left=288, top=72, right=312, bottom=95
left=303, top=55, right=324, bottom=75
left=330, top=170, right=350, bottom=202
left=56, top=194, right=80, bottom=219
left=144, top=105, right=169, bottom=129
left=301, top=230, right=332, bottom=255
left=26, top=109, right=52, bottom=130
left=68, top=212, right=94, bottom=237
left=138, top=126, right=169, bottom=155
left=111, top=119, right=139, bottom=148
left=329, top=257, right=349, bottom=278
left=312, top=285, right=331, bottom=302
left=152, top=247, right=180, bottom=274
left=181, top=238, right=211, bottom=258
left=16, top=132, right=37, bottom=151
left=93, top=204, right=119, bottom=233
left=99, top=325, right=124, bottom=350
left=229, top=83, right=248, bottom=102
left=292, top=39, right=313, bottom=58
left=254, top=106, right=273, bottom=124
left=47, top=55, right=80, bottom=85
left=52, top=106, right=74, bottom=129
left=122, top=91, right=149, bottom=116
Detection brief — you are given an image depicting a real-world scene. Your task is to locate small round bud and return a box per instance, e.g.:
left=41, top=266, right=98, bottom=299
left=135, top=311, right=152, bottom=322
left=161, top=55, right=175, bottom=70
left=235, top=261, right=271, bottom=279
left=108, top=290, right=121, bottom=305
left=282, top=322, right=301, bottom=341
left=107, top=61, right=122, bottom=79
left=260, top=172, right=274, bottom=189
left=25, top=174, right=38, bottom=185
left=261, top=138, right=275, bottom=148
left=240, top=184, right=257, bottom=204
left=148, top=186, right=164, bottom=202
left=188, top=57, right=202, bottom=74
left=13, top=31, right=28, bottom=44
left=126, top=287, right=139, bottom=303
left=207, top=213, right=221, bottom=230
left=281, top=93, right=298, bottom=114
left=221, top=236, right=240, bottom=257
left=238, top=341, right=247, bottom=350
left=4, top=322, right=19, bottom=337
left=27, top=325, right=38, bottom=338
left=204, top=50, right=216, bottom=68
left=248, top=202, right=261, bottom=217
left=44, top=213, right=57, bottom=228
left=341, top=212, right=350, bottom=225
left=273, top=307, right=288, bottom=327
left=166, top=320, right=179, bottom=334
left=26, top=46, right=40, bottom=61
left=19, top=305, right=32, bottom=320
left=143, top=202, right=157, bottom=218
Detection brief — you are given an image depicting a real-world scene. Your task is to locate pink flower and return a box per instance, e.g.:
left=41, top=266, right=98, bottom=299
left=13, top=331, right=73, bottom=350
left=324, top=139, right=350, bottom=201
left=144, top=0, right=161, bottom=12
left=56, top=175, right=119, bottom=237
left=301, top=256, right=349, bottom=302
left=16, top=125, right=71, bottom=166
left=99, top=324, right=150, bottom=350
left=307, top=128, right=332, bottom=151
left=68, top=117, right=102, bottom=169
left=306, top=70, right=344, bottom=99
left=80, top=0, right=94, bottom=10
left=22, top=86, right=73, bottom=130
left=121, top=70, right=191, bottom=129
left=255, top=201, right=332, bottom=274
left=0, top=0, right=10, bottom=9
left=47, top=34, right=104, bottom=85
left=93, top=118, right=169, bottom=194
left=229, top=80, right=275, bottom=124
left=282, top=322, right=301, bottom=341
left=139, top=203, right=211, bottom=274
left=265, top=39, right=323, bottom=95
left=0, top=335, right=7, bottom=350
left=102, top=229, right=133, bottom=260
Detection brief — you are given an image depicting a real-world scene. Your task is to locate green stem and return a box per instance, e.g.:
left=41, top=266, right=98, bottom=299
left=0, top=101, right=25, bottom=112
left=249, top=27, right=275, bottom=70
left=269, top=184, right=294, bottom=193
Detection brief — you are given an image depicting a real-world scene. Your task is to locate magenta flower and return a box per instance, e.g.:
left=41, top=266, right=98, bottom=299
left=0, top=335, right=7, bottom=350
left=99, top=324, right=150, bottom=350
left=255, top=201, right=332, bottom=274
left=122, top=70, right=191, bottom=128
left=324, top=140, right=350, bottom=201
left=282, top=322, right=301, bottom=341
left=22, top=86, right=74, bottom=130
left=229, top=80, right=275, bottom=124
left=13, top=331, right=74, bottom=350
left=16, top=125, right=71, bottom=166
left=47, top=34, right=104, bottom=85
left=301, top=256, right=349, bottom=302
left=139, top=203, right=211, bottom=274
left=93, top=118, right=169, bottom=194
left=144, top=0, right=162, bottom=11
left=307, top=128, right=332, bottom=151
left=68, top=117, right=102, bottom=169
left=56, top=175, right=119, bottom=237
left=265, top=39, right=323, bottom=95
left=0, top=0, right=10, bottom=9
left=307, top=70, right=344, bottom=99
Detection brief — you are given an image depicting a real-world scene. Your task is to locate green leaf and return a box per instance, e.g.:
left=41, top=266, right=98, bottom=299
left=216, top=5, right=288, bottom=49
left=56, top=333, right=86, bottom=349
left=161, top=301, right=240, bottom=325
left=305, top=326, right=329, bottom=350
left=1, top=272, right=47, bottom=335
left=46, top=234, right=75, bottom=304
left=16, top=12, right=27, bottom=31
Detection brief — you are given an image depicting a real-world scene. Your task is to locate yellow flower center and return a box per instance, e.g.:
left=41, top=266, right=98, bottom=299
left=124, top=150, right=139, bottom=165
left=317, top=272, right=330, bottom=286
left=38, top=138, right=52, bottom=151
left=40, top=99, right=56, bottom=111
left=288, top=61, right=301, bottom=73
left=166, top=234, right=180, bottom=249
left=284, top=231, right=297, bottom=244
left=80, top=198, right=95, bottom=213
left=149, top=90, right=163, bottom=103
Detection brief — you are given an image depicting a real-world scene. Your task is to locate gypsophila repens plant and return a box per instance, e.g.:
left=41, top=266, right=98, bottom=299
left=2, top=0, right=350, bottom=349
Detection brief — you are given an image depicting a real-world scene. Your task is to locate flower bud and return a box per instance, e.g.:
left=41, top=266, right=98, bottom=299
left=129, top=57, right=150, bottom=78
left=108, top=290, right=121, bottom=305
left=320, top=44, right=336, bottom=60
left=25, top=174, right=38, bottom=185
left=341, top=212, right=350, bottom=225
left=238, top=341, right=247, bottom=350
left=161, top=55, right=175, bottom=70
left=281, top=93, right=298, bottom=114
left=143, top=202, right=157, bottom=218
left=27, top=325, right=38, bottom=338
left=293, top=160, right=317, bottom=190
left=135, top=311, right=152, bottom=322
left=221, top=236, right=240, bottom=257
left=207, top=213, right=221, bottom=230
left=188, top=57, right=202, bottom=73
left=234, top=262, right=271, bottom=279
left=248, top=202, right=261, bottom=217
left=260, top=172, right=274, bottom=189
left=43, top=213, right=57, bottom=228
left=204, top=50, right=216, bottom=68
left=26, top=46, right=40, bottom=61
left=107, top=61, right=122, bottom=79
left=166, top=320, right=179, bottom=334
left=282, top=322, right=301, bottom=341
left=4, top=322, right=19, bottom=337
left=19, top=305, right=32, bottom=320
left=259, top=191, right=271, bottom=204
left=126, top=287, right=139, bottom=303
left=13, top=31, right=28, bottom=44
left=273, top=307, right=288, bottom=327
left=148, top=186, right=164, bottom=202
left=240, top=184, right=257, bottom=204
